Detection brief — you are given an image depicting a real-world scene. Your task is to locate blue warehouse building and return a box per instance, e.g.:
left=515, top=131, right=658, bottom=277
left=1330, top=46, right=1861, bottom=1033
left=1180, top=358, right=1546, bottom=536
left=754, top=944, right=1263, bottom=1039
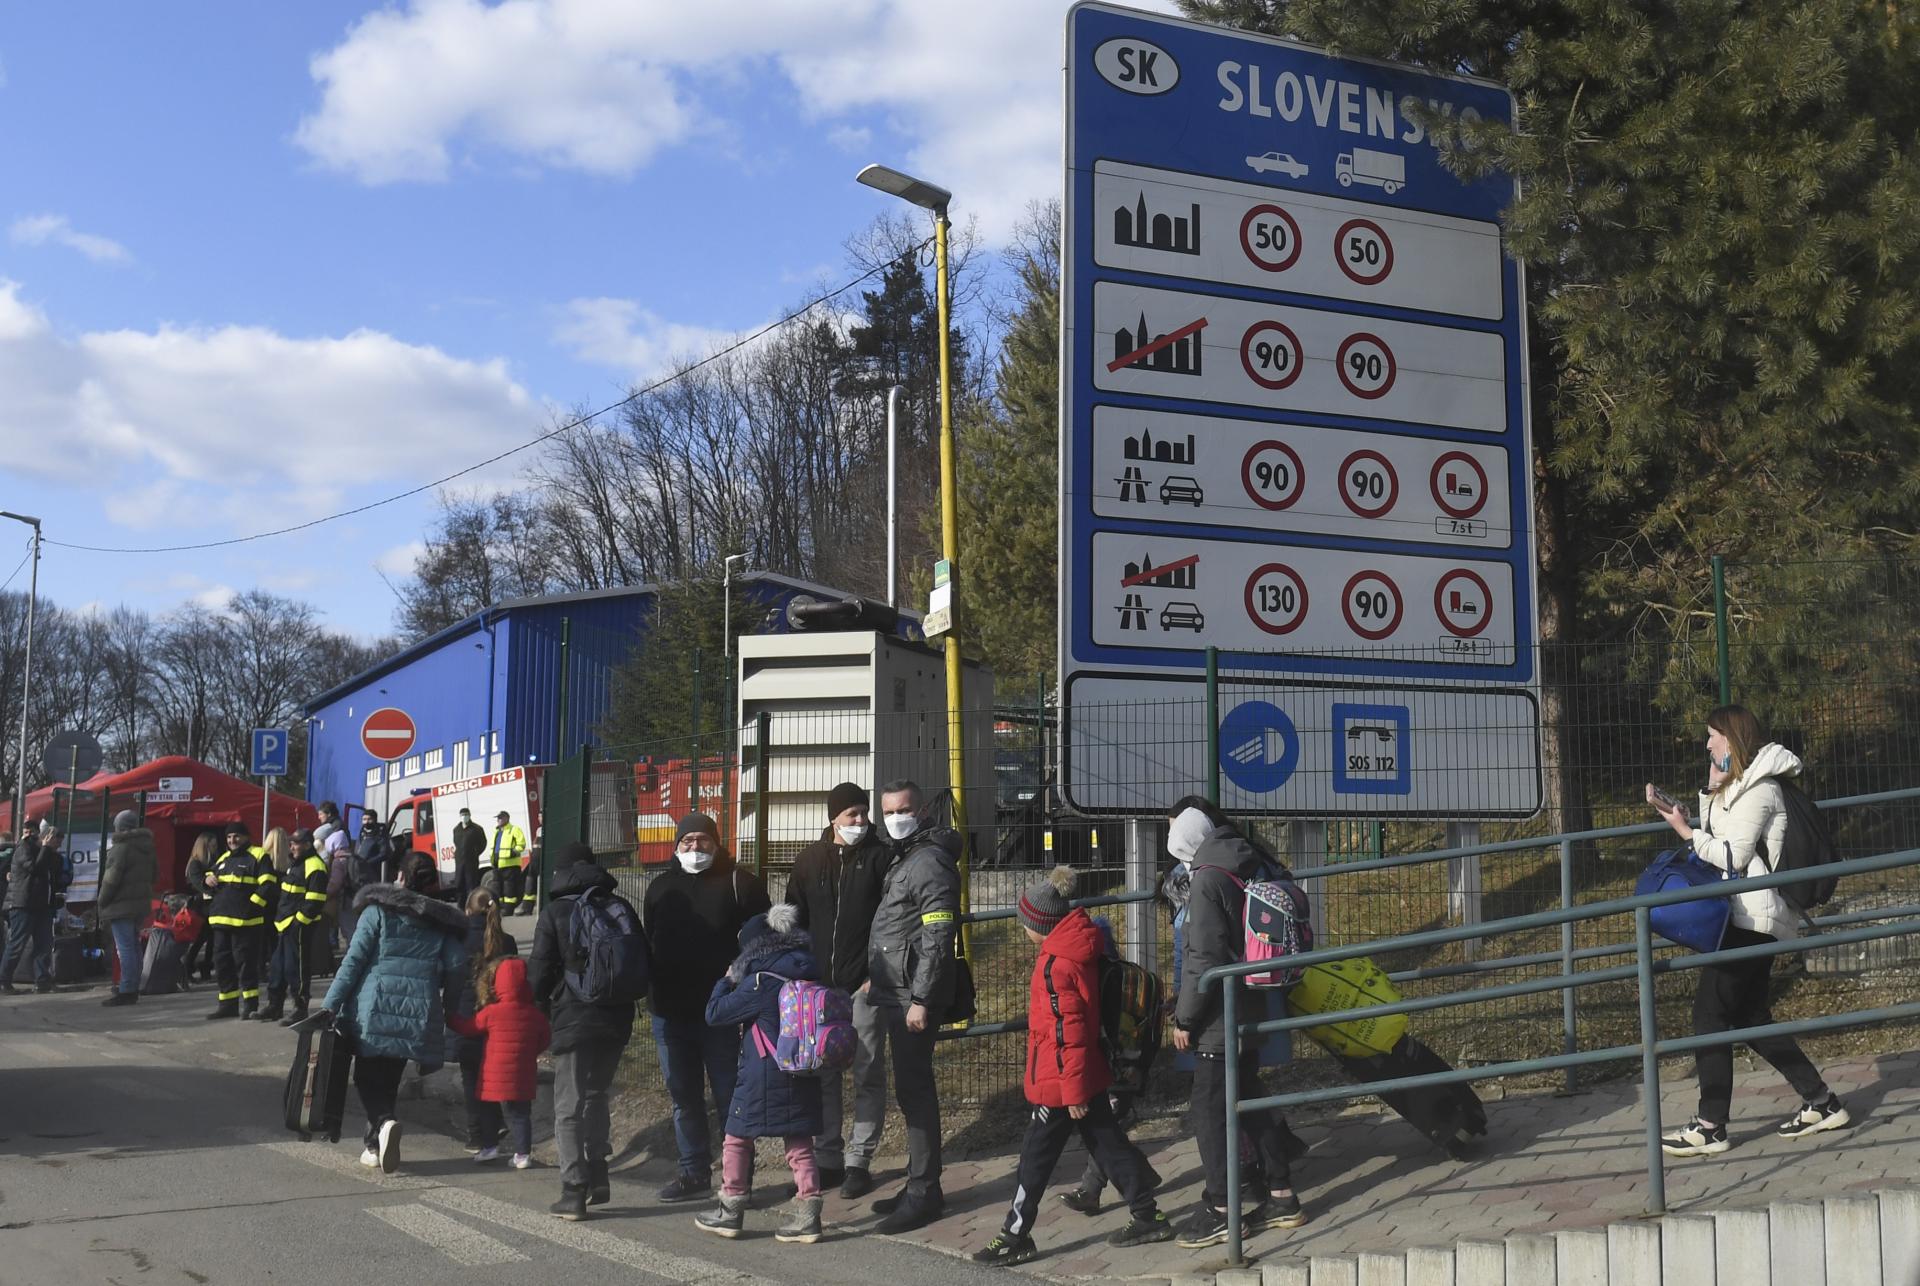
left=303, top=573, right=895, bottom=818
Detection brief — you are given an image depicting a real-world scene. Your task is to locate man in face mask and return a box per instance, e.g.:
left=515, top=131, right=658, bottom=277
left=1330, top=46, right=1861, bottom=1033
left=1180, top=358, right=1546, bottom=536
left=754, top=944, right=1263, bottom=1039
left=780, top=782, right=891, bottom=1196
left=640, top=813, right=771, bottom=1204
left=863, top=779, right=963, bottom=1233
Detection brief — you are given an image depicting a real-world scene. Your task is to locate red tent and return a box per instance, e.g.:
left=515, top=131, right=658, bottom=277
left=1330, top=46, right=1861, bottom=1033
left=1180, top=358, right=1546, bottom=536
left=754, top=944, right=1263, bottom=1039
left=0, top=755, right=320, bottom=897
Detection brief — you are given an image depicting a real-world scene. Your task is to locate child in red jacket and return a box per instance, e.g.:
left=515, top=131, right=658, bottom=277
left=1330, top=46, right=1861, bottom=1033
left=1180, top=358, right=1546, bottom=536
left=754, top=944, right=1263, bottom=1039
left=972, top=867, right=1171, bottom=1267
left=448, top=956, right=552, bottom=1169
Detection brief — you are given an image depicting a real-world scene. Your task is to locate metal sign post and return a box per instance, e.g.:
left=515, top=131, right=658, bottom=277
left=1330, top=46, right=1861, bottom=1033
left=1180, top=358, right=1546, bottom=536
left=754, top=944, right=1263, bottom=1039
left=251, top=729, right=289, bottom=838
left=1059, top=4, right=1541, bottom=819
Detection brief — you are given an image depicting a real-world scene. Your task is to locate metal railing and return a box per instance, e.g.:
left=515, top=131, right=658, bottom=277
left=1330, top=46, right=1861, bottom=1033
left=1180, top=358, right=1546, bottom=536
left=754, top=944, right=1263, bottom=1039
left=1203, top=829, right=1920, bottom=1265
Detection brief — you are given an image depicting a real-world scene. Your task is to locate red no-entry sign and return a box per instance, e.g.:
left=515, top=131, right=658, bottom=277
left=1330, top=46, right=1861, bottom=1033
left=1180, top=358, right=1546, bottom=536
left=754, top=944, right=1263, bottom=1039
left=361, top=707, right=417, bottom=761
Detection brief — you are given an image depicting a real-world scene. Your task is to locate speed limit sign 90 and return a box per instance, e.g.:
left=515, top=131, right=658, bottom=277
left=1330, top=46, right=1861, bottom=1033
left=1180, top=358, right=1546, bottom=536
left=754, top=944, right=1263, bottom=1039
left=1241, top=440, right=1306, bottom=511
left=1339, top=449, right=1399, bottom=519
left=1336, top=333, right=1397, bottom=399
left=1341, top=570, right=1404, bottom=641
left=1240, top=320, right=1304, bottom=391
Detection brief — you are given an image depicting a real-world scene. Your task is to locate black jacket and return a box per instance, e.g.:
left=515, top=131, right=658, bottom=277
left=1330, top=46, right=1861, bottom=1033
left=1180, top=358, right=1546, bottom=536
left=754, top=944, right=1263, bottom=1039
left=641, top=854, right=771, bottom=1023
left=781, top=826, right=889, bottom=991
left=4, top=837, right=63, bottom=913
left=529, top=860, right=637, bottom=1055
left=1173, top=829, right=1268, bottom=1053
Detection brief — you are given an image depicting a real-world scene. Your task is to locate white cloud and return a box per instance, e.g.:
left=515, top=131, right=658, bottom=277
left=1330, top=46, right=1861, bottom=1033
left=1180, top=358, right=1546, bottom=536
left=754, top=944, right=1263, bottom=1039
left=10, top=213, right=132, bottom=265
left=553, top=297, right=744, bottom=377
left=376, top=540, right=426, bottom=576
left=296, top=0, right=1180, bottom=236
left=0, top=280, right=540, bottom=538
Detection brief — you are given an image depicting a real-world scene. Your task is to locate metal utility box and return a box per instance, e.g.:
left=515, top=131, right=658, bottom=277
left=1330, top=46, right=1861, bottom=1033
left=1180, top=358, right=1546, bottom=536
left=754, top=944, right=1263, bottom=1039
left=737, top=632, right=994, bottom=864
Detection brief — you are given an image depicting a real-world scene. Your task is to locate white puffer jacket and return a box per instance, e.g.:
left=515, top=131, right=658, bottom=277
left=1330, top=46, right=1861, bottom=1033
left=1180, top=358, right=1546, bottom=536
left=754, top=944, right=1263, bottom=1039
left=1693, top=742, right=1805, bottom=941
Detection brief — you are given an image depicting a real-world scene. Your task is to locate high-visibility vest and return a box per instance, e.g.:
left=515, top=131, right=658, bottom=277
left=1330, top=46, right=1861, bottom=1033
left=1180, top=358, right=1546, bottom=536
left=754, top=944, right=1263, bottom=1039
left=490, top=824, right=528, bottom=870
left=208, top=847, right=270, bottom=929
left=273, top=853, right=330, bottom=932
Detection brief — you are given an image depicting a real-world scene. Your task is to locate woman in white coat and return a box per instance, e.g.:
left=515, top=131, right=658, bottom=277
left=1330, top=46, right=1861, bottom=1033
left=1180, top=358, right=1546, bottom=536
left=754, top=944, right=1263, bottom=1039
left=1648, top=704, right=1849, bottom=1156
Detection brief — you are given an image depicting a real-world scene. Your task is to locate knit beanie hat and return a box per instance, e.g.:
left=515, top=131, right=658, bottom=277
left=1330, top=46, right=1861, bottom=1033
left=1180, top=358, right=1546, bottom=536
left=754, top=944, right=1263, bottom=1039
left=826, top=781, right=869, bottom=819
left=556, top=841, right=593, bottom=869
left=738, top=903, right=802, bottom=951
left=676, top=812, right=720, bottom=843
left=1018, top=865, right=1076, bottom=935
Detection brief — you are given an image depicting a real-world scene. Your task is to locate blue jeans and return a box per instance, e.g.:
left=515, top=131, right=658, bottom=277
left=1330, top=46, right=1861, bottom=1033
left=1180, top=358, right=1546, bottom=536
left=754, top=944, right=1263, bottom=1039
left=2, top=908, right=53, bottom=986
left=652, top=1013, right=741, bottom=1177
left=109, top=918, right=142, bottom=995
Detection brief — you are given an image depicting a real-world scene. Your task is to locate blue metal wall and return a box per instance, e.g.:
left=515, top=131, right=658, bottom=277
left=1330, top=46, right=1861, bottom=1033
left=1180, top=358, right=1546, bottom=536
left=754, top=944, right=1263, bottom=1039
left=501, top=593, right=646, bottom=766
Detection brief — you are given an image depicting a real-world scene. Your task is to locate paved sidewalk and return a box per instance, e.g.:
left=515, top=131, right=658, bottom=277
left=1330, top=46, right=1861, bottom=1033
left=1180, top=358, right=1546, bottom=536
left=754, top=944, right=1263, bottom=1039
left=847, top=1049, right=1920, bottom=1282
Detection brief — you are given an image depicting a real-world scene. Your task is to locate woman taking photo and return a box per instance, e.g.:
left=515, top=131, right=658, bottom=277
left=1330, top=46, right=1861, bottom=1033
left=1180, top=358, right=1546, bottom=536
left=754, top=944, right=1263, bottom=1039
left=1649, top=704, right=1850, bottom=1156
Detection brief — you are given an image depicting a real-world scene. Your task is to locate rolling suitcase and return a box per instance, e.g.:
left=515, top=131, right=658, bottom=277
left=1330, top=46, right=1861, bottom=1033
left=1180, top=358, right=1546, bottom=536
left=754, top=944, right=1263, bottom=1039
left=1333, top=1032, right=1490, bottom=1158
left=284, top=1019, right=353, bottom=1142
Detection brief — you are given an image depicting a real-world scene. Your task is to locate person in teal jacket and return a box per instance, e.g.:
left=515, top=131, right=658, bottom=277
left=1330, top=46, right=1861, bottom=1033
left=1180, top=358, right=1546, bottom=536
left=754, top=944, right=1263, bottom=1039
left=320, top=852, right=468, bottom=1174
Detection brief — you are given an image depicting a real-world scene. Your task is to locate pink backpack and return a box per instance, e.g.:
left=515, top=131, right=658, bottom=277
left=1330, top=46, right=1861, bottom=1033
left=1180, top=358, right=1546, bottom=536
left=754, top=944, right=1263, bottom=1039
left=750, top=974, right=856, bottom=1076
left=1226, top=872, right=1314, bottom=989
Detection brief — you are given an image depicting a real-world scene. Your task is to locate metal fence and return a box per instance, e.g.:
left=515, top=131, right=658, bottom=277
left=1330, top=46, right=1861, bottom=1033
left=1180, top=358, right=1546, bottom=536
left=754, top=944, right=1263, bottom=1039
left=537, top=557, right=1920, bottom=1109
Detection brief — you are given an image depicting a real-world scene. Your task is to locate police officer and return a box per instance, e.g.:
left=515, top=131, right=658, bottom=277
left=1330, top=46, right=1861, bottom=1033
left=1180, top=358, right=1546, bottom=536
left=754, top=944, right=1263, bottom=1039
left=205, top=822, right=271, bottom=1020
left=490, top=810, right=530, bottom=914
left=262, top=828, right=329, bottom=1024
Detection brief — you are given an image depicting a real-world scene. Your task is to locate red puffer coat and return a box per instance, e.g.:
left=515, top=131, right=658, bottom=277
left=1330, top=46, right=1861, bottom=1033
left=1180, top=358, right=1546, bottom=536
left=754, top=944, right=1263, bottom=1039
left=447, top=957, right=552, bottom=1103
left=1023, top=909, right=1113, bottom=1108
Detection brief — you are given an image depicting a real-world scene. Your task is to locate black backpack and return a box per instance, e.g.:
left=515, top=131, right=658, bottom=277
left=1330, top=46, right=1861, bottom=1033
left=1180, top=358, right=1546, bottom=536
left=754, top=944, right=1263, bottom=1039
left=1759, top=780, right=1841, bottom=910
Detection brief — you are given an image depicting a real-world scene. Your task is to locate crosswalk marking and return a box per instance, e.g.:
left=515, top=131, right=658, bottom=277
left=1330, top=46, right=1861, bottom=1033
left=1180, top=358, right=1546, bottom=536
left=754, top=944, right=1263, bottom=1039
left=262, top=1139, right=435, bottom=1191
left=366, top=1203, right=530, bottom=1266
left=419, top=1187, right=785, bottom=1286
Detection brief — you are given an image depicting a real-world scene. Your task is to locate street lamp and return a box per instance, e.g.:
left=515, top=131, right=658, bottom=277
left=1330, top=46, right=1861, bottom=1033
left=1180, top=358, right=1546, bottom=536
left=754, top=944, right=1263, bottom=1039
left=1, top=511, right=42, bottom=834
left=855, top=162, right=972, bottom=911
left=722, top=553, right=749, bottom=676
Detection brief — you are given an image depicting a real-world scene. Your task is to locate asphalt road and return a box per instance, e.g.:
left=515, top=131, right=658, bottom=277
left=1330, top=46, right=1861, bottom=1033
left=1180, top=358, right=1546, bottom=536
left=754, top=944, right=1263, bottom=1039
left=0, top=983, right=1015, bottom=1286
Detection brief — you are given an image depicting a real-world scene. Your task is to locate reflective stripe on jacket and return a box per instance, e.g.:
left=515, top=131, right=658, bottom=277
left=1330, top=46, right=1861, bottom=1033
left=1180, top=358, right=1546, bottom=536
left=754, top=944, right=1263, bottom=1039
left=274, top=853, right=331, bottom=931
left=490, top=825, right=528, bottom=869
left=208, top=847, right=270, bottom=928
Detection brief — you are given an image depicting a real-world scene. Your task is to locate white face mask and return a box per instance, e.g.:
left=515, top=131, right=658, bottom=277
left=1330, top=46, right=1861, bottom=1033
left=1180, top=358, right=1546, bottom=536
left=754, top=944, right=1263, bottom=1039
left=836, top=823, right=869, bottom=845
left=677, top=849, right=715, bottom=874
left=884, top=814, right=919, bottom=842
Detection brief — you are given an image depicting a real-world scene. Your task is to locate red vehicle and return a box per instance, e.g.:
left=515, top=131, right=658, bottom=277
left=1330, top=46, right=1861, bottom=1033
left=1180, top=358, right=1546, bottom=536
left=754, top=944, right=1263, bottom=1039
left=634, top=757, right=738, bottom=864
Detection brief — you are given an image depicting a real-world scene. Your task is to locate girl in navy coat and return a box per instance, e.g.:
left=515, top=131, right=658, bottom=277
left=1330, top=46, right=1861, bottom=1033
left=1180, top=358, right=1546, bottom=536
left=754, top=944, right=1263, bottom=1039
left=695, top=904, right=827, bottom=1244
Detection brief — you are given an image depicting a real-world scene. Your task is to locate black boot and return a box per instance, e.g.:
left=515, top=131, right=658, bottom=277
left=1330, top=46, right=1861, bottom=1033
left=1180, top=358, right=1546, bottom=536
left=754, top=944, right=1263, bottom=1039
left=257, top=997, right=285, bottom=1022
left=279, top=1003, right=309, bottom=1028
left=550, top=1185, right=588, bottom=1222
left=588, top=1157, right=611, bottom=1207
left=206, top=1002, right=240, bottom=1020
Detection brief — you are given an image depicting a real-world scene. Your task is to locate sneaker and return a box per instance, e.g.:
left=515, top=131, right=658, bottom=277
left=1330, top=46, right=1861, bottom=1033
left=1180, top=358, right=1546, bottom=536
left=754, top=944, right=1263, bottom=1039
left=971, top=1232, right=1038, bottom=1266
left=511, top=1154, right=532, bottom=1170
left=377, top=1119, right=402, bottom=1174
left=463, top=1140, right=484, bottom=1155
left=1108, top=1211, right=1175, bottom=1247
left=1778, top=1094, right=1851, bottom=1140
left=1249, top=1193, right=1307, bottom=1230
left=657, top=1173, right=711, bottom=1203
left=359, top=1148, right=380, bottom=1168
left=474, top=1146, right=502, bottom=1164
left=1057, top=1185, right=1103, bottom=1216
left=1174, top=1206, right=1231, bottom=1249
left=1661, top=1118, right=1730, bottom=1157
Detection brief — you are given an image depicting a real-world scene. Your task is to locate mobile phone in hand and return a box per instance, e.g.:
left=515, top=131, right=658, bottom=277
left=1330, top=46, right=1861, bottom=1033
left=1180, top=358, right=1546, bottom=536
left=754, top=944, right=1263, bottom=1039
left=1646, top=783, right=1680, bottom=812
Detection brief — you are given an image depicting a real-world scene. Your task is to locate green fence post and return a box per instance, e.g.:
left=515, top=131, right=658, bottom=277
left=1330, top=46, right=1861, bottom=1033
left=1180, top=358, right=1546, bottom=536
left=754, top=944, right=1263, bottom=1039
left=1205, top=646, right=1221, bottom=804
left=1711, top=555, right=1731, bottom=705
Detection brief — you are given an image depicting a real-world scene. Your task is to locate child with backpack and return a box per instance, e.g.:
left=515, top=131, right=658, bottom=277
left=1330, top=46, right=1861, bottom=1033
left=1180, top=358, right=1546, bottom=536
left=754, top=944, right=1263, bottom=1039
left=696, top=904, right=834, bottom=1245
left=447, top=955, right=552, bottom=1169
left=972, top=867, right=1172, bottom=1267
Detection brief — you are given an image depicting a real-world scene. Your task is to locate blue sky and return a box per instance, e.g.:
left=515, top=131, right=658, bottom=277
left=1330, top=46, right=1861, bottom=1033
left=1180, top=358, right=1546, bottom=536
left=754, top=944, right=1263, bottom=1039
left=0, top=1, right=1172, bottom=636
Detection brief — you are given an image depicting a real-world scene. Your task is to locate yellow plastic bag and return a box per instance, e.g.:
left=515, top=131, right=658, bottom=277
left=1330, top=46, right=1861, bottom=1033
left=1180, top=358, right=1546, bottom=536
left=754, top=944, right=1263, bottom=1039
left=1287, top=955, right=1408, bottom=1057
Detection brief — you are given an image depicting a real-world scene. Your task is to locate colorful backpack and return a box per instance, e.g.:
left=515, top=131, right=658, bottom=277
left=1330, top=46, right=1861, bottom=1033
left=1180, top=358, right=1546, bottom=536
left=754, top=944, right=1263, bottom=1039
left=752, top=974, right=857, bottom=1076
left=1228, top=871, right=1314, bottom=989
left=1096, top=954, right=1165, bottom=1095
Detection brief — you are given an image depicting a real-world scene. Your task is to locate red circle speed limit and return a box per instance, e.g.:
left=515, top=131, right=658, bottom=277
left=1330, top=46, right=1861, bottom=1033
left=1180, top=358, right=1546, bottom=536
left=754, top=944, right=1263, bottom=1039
left=1430, top=451, right=1490, bottom=519
left=1240, top=320, right=1304, bottom=390
left=1244, top=564, right=1309, bottom=635
left=1240, top=204, right=1303, bottom=273
left=1241, top=440, right=1305, bottom=511
left=1335, top=218, right=1394, bottom=285
left=1341, top=571, right=1404, bottom=641
left=1434, top=568, right=1494, bottom=638
left=1338, top=449, right=1398, bottom=519
left=1336, top=333, right=1397, bottom=399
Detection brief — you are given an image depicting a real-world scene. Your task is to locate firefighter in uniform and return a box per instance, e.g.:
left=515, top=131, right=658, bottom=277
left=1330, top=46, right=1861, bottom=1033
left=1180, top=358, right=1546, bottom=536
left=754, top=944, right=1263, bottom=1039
left=489, top=810, right=530, bottom=914
left=205, top=821, right=271, bottom=1020
left=262, top=828, right=330, bottom=1024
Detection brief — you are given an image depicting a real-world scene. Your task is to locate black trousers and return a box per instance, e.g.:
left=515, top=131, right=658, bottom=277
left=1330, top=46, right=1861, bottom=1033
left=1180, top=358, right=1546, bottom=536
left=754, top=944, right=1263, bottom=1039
left=211, top=927, right=260, bottom=1007
left=1694, top=926, right=1827, bottom=1122
left=1192, top=1050, right=1292, bottom=1210
left=881, top=1005, right=943, bottom=1199
left=355, top=1054, right=409, bottom=1149
left=267, top=921, right=322, bottom=1006
left=497, top=866, right=526, bottom=910
left=1004, top=1097, right=1157, bottom=1236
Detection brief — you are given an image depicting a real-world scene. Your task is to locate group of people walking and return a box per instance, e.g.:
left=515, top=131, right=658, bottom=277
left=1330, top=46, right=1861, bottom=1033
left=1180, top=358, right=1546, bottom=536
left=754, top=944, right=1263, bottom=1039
left=3, top=701, right=1856, bottom=1264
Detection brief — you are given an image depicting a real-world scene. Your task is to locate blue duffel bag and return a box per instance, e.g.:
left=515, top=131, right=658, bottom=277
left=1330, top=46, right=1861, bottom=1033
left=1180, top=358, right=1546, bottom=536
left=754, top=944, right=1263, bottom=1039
left=1635, top=849, right=1731, bottom=952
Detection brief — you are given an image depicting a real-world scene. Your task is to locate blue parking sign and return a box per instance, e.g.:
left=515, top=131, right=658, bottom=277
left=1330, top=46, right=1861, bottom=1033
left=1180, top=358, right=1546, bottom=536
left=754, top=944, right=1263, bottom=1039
left=251, top=728, right=289, bottom=778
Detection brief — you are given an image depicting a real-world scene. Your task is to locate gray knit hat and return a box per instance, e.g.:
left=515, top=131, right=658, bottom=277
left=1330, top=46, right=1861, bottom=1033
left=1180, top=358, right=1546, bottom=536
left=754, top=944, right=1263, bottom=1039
left=1018, top=865, right=1077, bottom=935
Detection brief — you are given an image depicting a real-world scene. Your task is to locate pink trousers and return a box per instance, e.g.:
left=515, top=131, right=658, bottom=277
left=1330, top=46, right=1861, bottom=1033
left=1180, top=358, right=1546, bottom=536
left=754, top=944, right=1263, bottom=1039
left=721, top=1133, right=820, bottom=1198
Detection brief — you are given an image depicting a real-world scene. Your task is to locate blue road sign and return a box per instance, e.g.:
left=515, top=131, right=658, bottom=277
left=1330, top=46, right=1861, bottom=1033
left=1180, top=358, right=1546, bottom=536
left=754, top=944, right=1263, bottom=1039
left=1059, top=3, right=1541, bottom=816
left=1219, top=701, right=1300, bottom=795
left=251, top=728, right=289, bottom=778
